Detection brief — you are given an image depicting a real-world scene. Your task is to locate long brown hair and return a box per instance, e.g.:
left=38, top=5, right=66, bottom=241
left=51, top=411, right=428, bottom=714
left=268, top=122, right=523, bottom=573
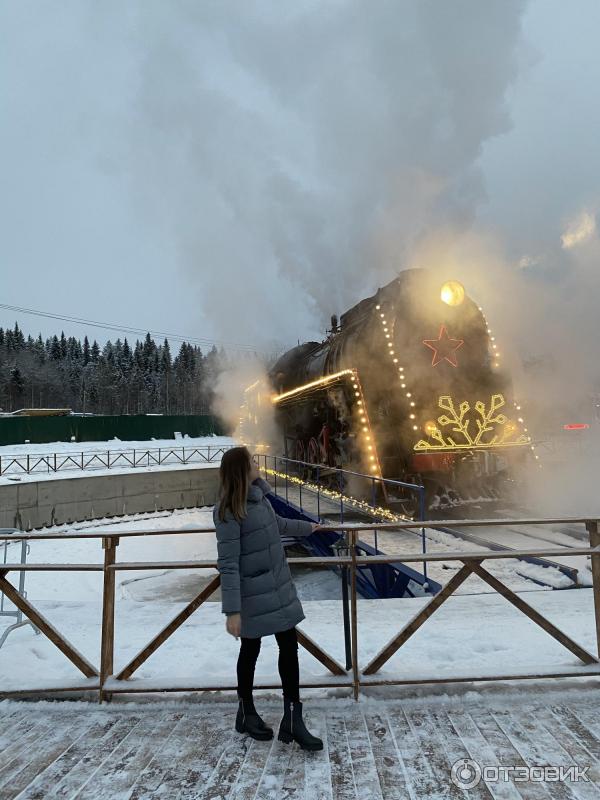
left=217, top=446, right=252, bottom=522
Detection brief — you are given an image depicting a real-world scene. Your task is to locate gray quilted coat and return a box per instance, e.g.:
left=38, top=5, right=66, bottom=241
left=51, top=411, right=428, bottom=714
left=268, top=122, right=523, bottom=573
left=213, top=477, right=313, bottom=638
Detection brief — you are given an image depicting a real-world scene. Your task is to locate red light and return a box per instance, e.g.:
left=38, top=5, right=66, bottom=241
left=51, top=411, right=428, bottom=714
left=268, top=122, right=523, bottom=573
left=423, top=325, right=464, bottom=368
left=563, top=423, right=590, bottom=430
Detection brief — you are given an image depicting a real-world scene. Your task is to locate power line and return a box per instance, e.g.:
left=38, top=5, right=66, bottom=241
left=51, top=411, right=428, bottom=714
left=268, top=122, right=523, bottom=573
left=0, top=302, right=259, bottom=353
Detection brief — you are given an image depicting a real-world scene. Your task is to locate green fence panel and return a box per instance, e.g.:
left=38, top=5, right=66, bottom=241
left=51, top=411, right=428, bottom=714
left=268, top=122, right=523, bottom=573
left=0, top=414, right=228, bottom=446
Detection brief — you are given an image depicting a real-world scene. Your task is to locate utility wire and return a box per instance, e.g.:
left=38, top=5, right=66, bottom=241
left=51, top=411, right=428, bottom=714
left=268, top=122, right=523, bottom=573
left=0, top=302, right=259, bottom=353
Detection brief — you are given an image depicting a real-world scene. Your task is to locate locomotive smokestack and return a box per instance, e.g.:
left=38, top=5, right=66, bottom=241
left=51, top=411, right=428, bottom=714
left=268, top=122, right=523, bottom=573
left=330, top=314, right=339, bottom=333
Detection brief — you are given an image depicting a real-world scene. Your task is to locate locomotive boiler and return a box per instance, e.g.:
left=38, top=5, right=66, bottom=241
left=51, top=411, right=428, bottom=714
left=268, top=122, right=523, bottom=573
left=247, top=269, right=532, bottom=511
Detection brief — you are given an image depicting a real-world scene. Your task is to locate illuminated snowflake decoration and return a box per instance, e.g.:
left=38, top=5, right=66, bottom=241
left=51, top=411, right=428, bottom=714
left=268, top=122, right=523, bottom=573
left=414, top=394, right=530, bottom=451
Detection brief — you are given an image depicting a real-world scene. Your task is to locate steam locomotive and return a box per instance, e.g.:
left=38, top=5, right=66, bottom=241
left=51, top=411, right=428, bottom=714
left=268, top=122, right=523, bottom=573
left=246, top=269, right=532, bottom=512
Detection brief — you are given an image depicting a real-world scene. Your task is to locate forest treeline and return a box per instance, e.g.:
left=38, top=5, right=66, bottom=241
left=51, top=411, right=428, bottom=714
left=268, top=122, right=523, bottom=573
left=0, top=323, right=255, bottom=415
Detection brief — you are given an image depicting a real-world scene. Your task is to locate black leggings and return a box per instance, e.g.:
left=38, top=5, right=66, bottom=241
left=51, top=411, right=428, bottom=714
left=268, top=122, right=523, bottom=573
left=236, top=626, right=300, bottom=702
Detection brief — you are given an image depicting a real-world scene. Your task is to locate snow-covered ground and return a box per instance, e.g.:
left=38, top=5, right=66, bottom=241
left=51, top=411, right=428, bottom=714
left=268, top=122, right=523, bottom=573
left=0, top=435, right=236, bottom=484
left=0, top=583, right=597, bottom=695
left=0, top=508, right=597, bottom=695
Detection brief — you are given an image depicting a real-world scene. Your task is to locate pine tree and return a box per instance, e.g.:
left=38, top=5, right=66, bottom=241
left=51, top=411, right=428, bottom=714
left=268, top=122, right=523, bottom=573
left=0, top=319, right=228, bottom=416
left=34, top=334, right=46, bottom=364
left=160, top=338, right=172, bottom=412
left=122, top=338, right=131, bottom=368
left=13, top=323, right=25, bottom=349
left=8, top=367, right=25, bottom=410
left=49, top=335, right=61, bottom=360
left=88, top=381, right=99, bottom=410
left=160, top=339, right=172, bottom=372
left=134, top=340, right=144, bottom=370
left=142, top=333, right=156, bottom=371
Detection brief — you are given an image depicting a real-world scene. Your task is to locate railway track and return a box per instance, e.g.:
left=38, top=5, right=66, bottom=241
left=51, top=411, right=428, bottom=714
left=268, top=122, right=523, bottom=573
left=274, top=480, right=584, bottom=591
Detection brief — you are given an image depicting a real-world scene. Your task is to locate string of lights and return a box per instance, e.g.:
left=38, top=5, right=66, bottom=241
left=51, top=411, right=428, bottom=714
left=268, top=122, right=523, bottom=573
left=351, top=369, right=382, bottom=476
left=375, top=290, right=538, bottom=466
left=375, top=301, right=419, bottom=432
left=477, top=303, right=541, bottom=468
left=271, top=370, right=355, bottom=405
left=263, top=467, right=405, bottom=523
left=242, top=368, right=383, bottom=477
left=477, top=304, right=501, bottom=370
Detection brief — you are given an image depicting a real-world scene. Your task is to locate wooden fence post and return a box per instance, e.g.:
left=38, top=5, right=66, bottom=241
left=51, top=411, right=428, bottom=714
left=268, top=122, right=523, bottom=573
left=587, top=520, right=600, bottom=659
left=350, top=530, right=359, bottom=700
left=100, top=536, right=119, bottom=702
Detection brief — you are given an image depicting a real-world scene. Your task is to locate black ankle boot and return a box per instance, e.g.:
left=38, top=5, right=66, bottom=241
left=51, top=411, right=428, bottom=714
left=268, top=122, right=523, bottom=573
left=235, top=697, right=273, bottom=740
left=278, top=698, right=323, bottom=751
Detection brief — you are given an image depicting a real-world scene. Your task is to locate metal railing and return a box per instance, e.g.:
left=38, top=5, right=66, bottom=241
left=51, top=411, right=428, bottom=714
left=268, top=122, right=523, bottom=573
left=0, top=445, right=234, bottom=477
left=0, top=530, right=37, bottom=649
left=253, top=453, right=428, bottom=580
left=1, top=517, right=600, bottom=700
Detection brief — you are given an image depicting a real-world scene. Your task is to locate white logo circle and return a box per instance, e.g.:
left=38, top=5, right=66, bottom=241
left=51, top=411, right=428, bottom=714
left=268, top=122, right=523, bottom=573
left=451, top=758, right=482, bottom=789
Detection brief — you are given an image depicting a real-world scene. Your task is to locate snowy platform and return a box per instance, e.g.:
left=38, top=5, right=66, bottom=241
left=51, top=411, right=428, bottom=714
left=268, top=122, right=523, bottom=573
left=2, top=689, right=600, bottom=798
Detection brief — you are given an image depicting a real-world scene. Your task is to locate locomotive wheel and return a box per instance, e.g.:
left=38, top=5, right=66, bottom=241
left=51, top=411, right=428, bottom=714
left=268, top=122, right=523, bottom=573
left=295, top=440, right=310, bottom=479
left=385, top=472, right=421, bottom=518
left=397, top=497, right=418, bottom=518
left=308, top=438, right=320, bottom=465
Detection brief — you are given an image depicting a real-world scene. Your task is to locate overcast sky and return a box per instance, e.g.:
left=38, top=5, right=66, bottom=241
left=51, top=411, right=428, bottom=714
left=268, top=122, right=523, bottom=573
left=1, top=0, right=599, bottom=359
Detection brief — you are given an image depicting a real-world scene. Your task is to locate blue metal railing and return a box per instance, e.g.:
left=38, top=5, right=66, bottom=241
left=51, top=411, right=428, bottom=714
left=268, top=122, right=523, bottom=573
left=253, top=453, right=431, bottom=587
left=266, top=483, right=441, bottom=612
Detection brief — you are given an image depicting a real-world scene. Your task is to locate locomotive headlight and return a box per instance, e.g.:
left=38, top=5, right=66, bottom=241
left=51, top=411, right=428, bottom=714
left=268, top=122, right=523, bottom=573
left=440, top=280, right=465, bottom=306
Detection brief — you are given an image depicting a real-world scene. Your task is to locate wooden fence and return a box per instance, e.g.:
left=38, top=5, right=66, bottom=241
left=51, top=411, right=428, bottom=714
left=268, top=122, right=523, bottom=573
left=1, top=517, right=600, bottom=701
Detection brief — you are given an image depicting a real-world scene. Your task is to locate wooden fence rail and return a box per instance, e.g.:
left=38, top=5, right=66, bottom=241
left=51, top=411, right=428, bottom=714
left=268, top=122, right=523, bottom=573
left=0, top=517, right=599, bottom=701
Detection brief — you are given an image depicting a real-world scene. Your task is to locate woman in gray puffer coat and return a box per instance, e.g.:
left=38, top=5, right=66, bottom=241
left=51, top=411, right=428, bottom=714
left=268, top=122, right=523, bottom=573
left=214, top=446, right=325, bottom=750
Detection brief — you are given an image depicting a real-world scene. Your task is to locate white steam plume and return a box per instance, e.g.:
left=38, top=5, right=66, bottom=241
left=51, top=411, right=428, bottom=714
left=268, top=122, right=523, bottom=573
left=128, top=0, right=529, bottom=347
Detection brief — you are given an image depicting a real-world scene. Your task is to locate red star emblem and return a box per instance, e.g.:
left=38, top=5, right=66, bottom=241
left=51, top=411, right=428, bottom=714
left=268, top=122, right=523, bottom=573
left=423, top=325, right=464, bottom=367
